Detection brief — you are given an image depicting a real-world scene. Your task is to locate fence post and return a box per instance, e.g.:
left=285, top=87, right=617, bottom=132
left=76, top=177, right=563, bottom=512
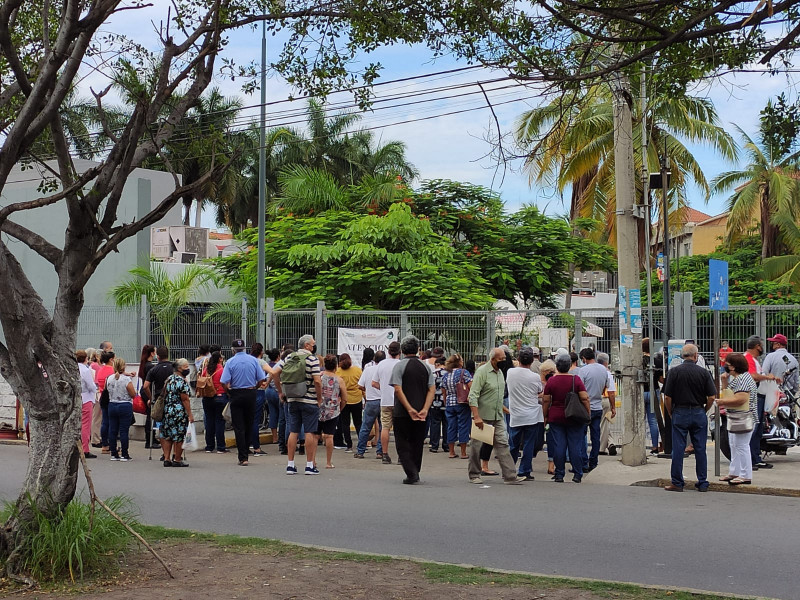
left=241, top=298, right=248, bottom=342
left=485, top=310, right=495, bottom=359
left=756, top=305, right=767, bottom=343
left=265, top=297, right=275, bottom=349
left=400, top=312, right=410, bottom=339
left=574, top=309, right=583, bottom=351
left=315, top=301, right=325, bottom=354
left=690, top=305, right=698, bottom=343
left=139, top=296, right=148, bottom=347
left=257, top=296, right=266, bottom=346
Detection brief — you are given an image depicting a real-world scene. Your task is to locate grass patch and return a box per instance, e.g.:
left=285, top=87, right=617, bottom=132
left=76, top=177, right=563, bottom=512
left=1, top=495, right=138, bottom=583
left=136, top=525, right=731, bottom=600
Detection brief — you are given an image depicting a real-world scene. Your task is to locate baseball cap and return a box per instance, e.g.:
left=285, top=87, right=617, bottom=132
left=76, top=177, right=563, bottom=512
left=767, top=334, right=788, bottom=345
left=231, top=339, right=245, bottom=349
left=531, top=346, right=540, bottom=356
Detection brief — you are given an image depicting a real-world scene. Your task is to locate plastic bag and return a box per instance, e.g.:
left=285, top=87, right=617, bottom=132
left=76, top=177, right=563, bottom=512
left=762, top=380, right=781, bottom=415
left=184, top=422, right=199, bottom=452
left=222, top=402, right=232, bottom=424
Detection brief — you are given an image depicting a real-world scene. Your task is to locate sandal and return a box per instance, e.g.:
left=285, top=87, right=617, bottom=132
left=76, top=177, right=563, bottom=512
left=481, top=470, right=499, bottom=476
left=460, top=455, right=469, bottom=459
left=448, top=454, right=458, bottom=459
left=719, top=475, right=736, bottom=482
left=728, top=477, right=750, bottom=485
left=326, top=464, right=335, bottom=469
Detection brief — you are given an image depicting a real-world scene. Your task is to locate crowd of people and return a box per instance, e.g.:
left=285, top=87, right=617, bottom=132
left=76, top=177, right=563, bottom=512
left=77, top=330, right=798, bottom=487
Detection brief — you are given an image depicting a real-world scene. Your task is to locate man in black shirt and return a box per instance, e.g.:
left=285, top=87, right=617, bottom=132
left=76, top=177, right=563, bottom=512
left=390, top=335, right=435, bottom=485
left=143, top=346, right=172, bottom=449
left=661, top=344, right=716, bottom=492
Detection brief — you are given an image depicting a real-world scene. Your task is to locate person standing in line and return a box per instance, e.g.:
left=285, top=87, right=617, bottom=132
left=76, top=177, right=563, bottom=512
left=467, top=348, right=526, bottom=485
left=506, top=347, right=544, bottom=481
left=372, top=341, right=401, bottom=465
left=137, top=345, right=157, bottom=449
left=529, top=347, right=542, bottom=374
left=201, top=351, right=227, bottom=453
left=220, top=339, right=266, bottom=467
left=428, top=355, right=448, bottom=452
left=77, top=350, right=97, bottom=459
left=390, top=336, right=435, bottom=484
left=441, top=354, right=472, bottom=459
left=641, top=338, right=662, bottom=455
left=249, top=342, right=268, bottom=456
left=662, top=344, right=716, bottom=492
left=143, top=346, right=173, bottom=455
left=264, top=348, right=281, bottom=447
left=354, top=351, right=385, bottom=459
left=159, top=359, right=194, bottom=467
left=105, top=357, right=136, bottom=462
left=596, top=352, right=618, bottom=456
left=719, top=352, right=757, bottom=485
left=272, top=335, right=323, bottom=474
left=756, top=333, right=798, bottom=469
left=576, top=347, right=608, bottom=473
left=743, top=336, right=772, bottom=469
left=95, top=350, right=115, bottom=454
left=319, top=354, right=348, bottom=469
left=335, top=353, right=363, bottom=452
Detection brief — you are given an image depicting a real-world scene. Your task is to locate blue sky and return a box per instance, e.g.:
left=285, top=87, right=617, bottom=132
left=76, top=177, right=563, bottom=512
left=92, top=4, right=800, bottom=224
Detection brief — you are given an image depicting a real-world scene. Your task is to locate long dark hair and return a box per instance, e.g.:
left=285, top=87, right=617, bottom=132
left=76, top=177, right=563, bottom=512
left=138, top=344, right=155, bottom=379
left=207, top=351, right=222, bottom=375
left=361, top=348, right=375, bottom=368
left=250, top=342, right=264, bottom=358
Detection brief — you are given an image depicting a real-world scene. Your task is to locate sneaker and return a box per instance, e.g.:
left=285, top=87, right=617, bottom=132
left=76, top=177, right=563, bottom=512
left=353, top=453, right=364, bottom=459
left=286, top=465, right=298, bottom=475
left=333, top=445, right=347, bottom=450
left=119, top=456, right=132, bottom=462
left=216, top=449, right=229, bottom=454
left=110, top=455, right=120, bottom=461
left=163, top=460, right=172, bottom=467
left=205, top=448, right=214, bottom=453
left=305, top=466, right=320, bottom=475
left=520, top=474, right=535, bottom=481
left=381, top=455, right=392, bottom=465
left=505, top=476, right=526, bottom=485
left=344, top=448, right=353, bottom=453
left=429, top=447, right=438, bottom=453
left=469, top=477, right=483, bottom=484
left=84, top=452, right=97, bottom=459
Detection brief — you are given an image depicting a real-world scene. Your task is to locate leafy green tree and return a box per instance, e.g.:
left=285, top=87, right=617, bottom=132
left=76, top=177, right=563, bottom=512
left=216, top=203, right=494, bottom=310
left=109, top=264, right=213, bottom=349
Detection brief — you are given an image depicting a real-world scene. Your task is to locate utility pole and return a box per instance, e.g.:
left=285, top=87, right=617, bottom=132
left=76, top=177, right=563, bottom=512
left=256, top=14, right=267, bottom=344
left=610, top=70, right=646, bottom=466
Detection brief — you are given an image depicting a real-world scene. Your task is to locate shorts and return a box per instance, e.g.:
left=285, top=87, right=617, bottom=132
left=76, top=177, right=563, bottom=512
left=288, top=401, right=320, bottom=434
left=380, top=406, right=394, bottom=430
left=317, top=418, right=337, bottom=435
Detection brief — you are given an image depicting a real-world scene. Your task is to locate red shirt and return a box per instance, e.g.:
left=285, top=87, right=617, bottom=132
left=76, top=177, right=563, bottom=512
left=745, top=352, right=761, bottom=375
left=719, top=347, right=733, bottom=365
left=96, top=365, right=114, bottom=392
left=203, top=364, right=225, bottom=396
left=543, top=374, right=587, bottom=425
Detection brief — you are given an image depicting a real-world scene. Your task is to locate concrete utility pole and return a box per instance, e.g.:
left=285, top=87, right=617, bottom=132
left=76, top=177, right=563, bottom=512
left=610, top=71, right=647, bottom=466
left=256, top=15, right=267, bottom=344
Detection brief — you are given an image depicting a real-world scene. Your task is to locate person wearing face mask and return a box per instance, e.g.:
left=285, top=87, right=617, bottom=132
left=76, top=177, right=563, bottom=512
left=744, top=334, right=779, bottom=469
left=159, top=358, right=194, bottom=467
left=221, top=339, right=267, bottom=466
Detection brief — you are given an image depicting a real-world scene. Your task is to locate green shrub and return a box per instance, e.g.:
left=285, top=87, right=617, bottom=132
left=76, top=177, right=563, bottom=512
left=1, top=494, right=138, bottom=582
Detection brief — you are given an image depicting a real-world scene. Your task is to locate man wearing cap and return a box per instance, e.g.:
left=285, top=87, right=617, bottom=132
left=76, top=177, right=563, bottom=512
left=529, top=347, right=542, bottom=374
left=758, top=334, right=798, bottom=468
left=661, top=344, right=716, bottom=492
left=221, top=339, right=266, bottom=466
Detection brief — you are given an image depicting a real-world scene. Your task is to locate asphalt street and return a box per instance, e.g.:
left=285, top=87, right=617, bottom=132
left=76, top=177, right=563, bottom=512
left=1, top=442, right=798, bottom=599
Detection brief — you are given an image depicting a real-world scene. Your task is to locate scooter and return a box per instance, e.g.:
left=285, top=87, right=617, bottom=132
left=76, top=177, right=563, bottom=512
left=761, top=364, right=800, bottom=456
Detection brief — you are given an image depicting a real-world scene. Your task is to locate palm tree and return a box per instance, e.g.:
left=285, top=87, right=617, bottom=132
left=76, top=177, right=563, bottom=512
left=515, top=83, right=737, bottom=247
left=711, top=125, right=800, bottom=259
left=109, top=264, right=213, bottom=349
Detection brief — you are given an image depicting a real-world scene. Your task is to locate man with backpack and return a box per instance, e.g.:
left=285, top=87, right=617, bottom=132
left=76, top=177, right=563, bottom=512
left=272, top=335, right=323, bottom=475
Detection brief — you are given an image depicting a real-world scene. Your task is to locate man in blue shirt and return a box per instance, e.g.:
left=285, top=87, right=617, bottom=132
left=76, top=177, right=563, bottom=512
left=221, top=339, right=266, bottom=466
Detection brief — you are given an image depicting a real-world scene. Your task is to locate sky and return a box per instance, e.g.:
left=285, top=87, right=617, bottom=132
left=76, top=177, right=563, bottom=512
left=87, top=3, right=800, bottom=228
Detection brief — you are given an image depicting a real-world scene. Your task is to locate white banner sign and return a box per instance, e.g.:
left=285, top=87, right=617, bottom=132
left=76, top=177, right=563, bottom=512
left=337, top=328, right=399, bottom=365
left=539, top=328, right=569, bottom=350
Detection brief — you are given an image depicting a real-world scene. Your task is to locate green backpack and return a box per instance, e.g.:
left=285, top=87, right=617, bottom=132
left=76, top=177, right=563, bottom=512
left=281, top=351, right=307, bottom=384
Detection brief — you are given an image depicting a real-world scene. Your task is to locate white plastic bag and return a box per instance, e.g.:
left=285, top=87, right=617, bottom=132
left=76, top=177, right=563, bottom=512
left=762, top=380, right=780, bottom=415
left=184, top=422, right=199, bottom=452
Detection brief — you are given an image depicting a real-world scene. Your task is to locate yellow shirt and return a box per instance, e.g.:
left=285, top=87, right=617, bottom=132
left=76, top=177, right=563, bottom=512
left=337, top=365, right=363, bottom=404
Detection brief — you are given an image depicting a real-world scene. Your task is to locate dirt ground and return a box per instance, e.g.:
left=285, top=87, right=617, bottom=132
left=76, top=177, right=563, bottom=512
left=1, top=540, right=611, bottom=600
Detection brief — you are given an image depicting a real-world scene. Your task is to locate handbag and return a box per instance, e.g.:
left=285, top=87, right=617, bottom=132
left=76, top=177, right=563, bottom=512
left=150, top=382, right=168, bottom=421
left=222, top=401, right=232, bottom=424
left=99, top=387, right=110, bottom=408
left=455, top=369, right=470, bottom=404
left=726, top=409, right=754, bottom=433
left=195, top=363, right=217, bottom=398
left=564, top=376, right=590, bottom=425
left=132, top=378, right=147, bottom=414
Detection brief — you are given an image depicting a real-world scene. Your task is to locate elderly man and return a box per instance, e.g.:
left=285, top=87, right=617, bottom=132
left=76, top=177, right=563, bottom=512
left=221, top=339, right=266, bottom=467
left=467, top=348, right=525, bottom=485
left=577, top=347, right=608, bottom=472
left=272, top=335, right=323, bottom=475
left=390, top=336, right=435, bottom=484
left=757, top=333, right=799, bottom=469
left=596, top=352, right=617, bottom=456
left=662, top=344, right=716, bottom=492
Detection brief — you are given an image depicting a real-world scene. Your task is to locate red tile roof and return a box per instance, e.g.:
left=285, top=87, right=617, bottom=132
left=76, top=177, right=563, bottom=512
left=682, top=207, right=712, bottom=224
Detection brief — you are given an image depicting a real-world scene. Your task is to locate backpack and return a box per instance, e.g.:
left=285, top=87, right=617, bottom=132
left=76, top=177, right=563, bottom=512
left=281, top=352, right=307, bottom=384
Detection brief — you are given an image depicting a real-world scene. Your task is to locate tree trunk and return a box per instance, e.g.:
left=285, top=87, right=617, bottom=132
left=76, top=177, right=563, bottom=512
left=761, top=193, right=778, bottom=259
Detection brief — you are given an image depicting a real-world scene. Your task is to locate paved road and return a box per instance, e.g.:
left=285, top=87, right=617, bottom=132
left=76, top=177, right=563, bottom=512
left=1, top=443, right=797, bottom=599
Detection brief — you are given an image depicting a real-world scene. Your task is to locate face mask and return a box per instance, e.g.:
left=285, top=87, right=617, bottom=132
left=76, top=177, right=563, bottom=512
left=311, top=345, right=317, bottom=354
left=723, top=365, right=731, bottom=374
left=181, top=368, right=190, bottom=377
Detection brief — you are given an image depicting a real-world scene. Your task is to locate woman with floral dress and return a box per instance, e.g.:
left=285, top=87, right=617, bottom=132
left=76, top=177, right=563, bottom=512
left=160, top=358, right=194, bottom=467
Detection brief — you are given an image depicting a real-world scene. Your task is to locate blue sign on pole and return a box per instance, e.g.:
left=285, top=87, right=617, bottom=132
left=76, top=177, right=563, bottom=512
left=709, top=259, right=729, bottom=311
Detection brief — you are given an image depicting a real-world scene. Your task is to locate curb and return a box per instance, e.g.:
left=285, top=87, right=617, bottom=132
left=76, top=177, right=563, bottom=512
left=632, top=478, right=800, bottom=498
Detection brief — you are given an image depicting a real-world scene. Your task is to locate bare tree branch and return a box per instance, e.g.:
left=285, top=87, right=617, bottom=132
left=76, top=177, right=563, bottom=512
left=0, top=220, right=63, bottom=265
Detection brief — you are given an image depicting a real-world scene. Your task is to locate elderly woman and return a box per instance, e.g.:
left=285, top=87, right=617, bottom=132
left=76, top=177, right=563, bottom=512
left=542, top=354, right=590, bottom=483
left=538, top=359, right=558, bottom=475
left=719, top=352, right=757, bottom=485
left=441, top=354, right=472, bottom=459
left=104, top=357, right=136, bottom=461
left=160, top=358, right=194, bottom=467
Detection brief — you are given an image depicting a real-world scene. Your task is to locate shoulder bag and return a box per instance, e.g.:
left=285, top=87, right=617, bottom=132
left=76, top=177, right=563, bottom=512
left=150, top=378, right=169, bottom=421
left=564, top=375, right=590, bottom=425
left=195, top=360, right=217, bottom=398
left=455, top=369, right=470, bottom=404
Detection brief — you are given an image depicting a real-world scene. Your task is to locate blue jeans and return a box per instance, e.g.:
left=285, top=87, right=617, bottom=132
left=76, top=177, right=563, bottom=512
left=584, top=409, right=603, bottom=470
left=510, top=423, right=543, bottom=476
left=251, top=390, right=266, bottom=449
left=203, top=395, right=227, bottom=451
left=428, top=406, right=447, bottom=449
left=670, top=406, right=709, bottom=489
left=357, top=401, right=383, bottom=455
left=278, top=401, right=287, bottom=450
left=266, top=387, right=280, bottom=429
left=108, top=402, right=133, bottom=458
left=549, top=422, right=585, bottom=479
left=749, top=394, right=765, bottom=465
left=101, top=403, right=110, bottom=448
left=643, top=391, right=660, bottom=449
left=446, top=404, right=471, bottom=444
